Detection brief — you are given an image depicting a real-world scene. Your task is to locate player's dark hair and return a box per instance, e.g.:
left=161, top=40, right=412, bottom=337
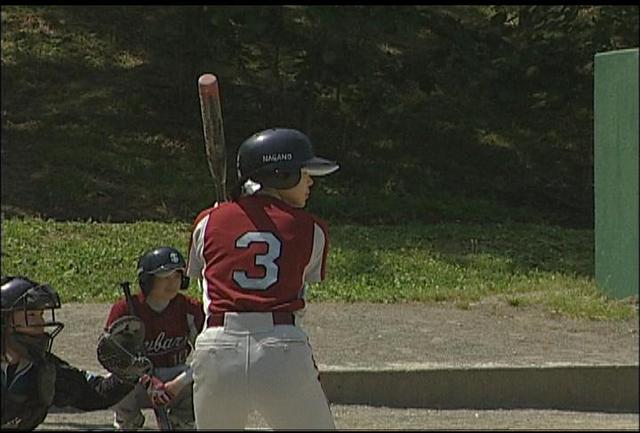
left=228, top=176, right=248, bottom=201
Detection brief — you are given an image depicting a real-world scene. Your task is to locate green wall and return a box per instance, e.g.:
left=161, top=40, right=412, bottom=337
left=594, top=48, right=639, bottom=299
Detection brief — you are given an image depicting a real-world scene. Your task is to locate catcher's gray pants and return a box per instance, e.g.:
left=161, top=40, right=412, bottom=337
left=192, top=312, right=335, bottom=430
left=111, top=364, right=194, bottom=430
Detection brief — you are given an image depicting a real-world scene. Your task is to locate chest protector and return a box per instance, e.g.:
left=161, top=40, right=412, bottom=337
left=1, top=358, right=56, bottom=429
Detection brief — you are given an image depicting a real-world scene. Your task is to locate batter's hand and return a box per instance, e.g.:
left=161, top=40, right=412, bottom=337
left=139, top=374, right=174, bottom=407
left=164, top=375, right=188, bottom=399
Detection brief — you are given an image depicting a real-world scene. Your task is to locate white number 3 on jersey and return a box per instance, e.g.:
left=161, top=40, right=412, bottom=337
left=232, top=231, right=282, bottom=291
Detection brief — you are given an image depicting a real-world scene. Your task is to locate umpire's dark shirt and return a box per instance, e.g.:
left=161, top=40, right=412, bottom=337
left=1, top=352, right=133, bottom=430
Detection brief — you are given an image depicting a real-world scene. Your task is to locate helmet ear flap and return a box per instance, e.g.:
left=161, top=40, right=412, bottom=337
left=139, top=274, right=152, bottom=295
left=180, top=275, right=190, bottom=290
left=254, top=167, right=301, bottom=190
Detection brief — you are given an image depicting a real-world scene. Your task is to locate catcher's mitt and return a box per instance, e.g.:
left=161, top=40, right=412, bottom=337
left=97, top=315, right=152, bottom=382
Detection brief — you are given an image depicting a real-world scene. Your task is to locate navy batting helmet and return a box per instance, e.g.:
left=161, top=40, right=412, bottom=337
left=236, top=128, right=339, bottom=190
left=137, top=247, right=189, bottom=295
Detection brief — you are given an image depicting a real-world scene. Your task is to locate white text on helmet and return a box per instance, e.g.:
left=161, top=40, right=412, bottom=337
left=262, top=153, right=293, bottom=163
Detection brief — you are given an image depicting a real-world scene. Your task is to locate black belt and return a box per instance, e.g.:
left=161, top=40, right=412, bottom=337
left=207, top=312, right=295, bottom=327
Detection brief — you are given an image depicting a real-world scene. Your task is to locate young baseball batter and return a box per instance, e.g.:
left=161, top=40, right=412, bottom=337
left=187, top=127, right=339, bottom=430
left=105, top=246, right=204, bottom=430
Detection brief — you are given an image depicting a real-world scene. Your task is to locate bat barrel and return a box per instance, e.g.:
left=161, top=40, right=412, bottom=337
left=197, top=72, right=228, bottom=202
left=198, top=74, right=219, bottom=96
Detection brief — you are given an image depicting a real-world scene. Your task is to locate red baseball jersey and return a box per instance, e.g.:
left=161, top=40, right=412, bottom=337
left=186, top=195, right=329, bottom=318
left=105, top=293, right=205, bottom=368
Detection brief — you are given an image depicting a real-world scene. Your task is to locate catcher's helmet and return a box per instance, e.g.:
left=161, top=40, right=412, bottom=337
left=1, top=276, right=64, bottom=362
left=137, top=247, right=189, bottom=295
left=236, top=128, right=339, bottom=190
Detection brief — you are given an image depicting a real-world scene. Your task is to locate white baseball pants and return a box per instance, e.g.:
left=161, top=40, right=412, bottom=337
left=192, top=312, right=335, bottom=430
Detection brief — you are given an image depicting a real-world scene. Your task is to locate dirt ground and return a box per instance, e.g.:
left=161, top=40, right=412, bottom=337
left=42, top=406, right=640, bottom=430
left=40, top=300, right=639, bottom=430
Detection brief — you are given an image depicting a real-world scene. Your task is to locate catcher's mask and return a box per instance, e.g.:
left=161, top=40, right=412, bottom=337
left=137, top=247, right=189, bottom=295
left=1, top=276, right=64, bottom=362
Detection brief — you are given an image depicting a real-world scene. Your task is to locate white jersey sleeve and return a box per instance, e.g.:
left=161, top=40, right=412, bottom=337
left=303, top=221, right=328, bottom=283
left=186, top=212, right=210, bottom=279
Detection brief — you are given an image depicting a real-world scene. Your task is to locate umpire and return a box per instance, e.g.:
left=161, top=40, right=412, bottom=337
left=1, top=275, right=140, bottom=430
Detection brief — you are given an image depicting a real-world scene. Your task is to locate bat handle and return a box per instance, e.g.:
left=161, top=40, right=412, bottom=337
left=154, top=406, right=174, bottom=430
left=120, top=281, right=137, bottom=316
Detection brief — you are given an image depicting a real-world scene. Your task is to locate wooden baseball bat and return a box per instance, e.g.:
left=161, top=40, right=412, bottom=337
left=197, top=73, right=228, bottom=203
left=120, top=282, right=174, bottom=431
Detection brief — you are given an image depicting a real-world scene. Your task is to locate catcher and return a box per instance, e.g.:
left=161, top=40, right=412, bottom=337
left=104, top=246, right=204, bottom=430
left=1, top=275, right=168, bottom=430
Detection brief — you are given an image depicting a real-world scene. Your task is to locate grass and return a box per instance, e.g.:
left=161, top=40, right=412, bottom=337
left=1, top=6, right=218, bottom=223
left=2, top=8, right=634, bottom=324
left=2, top=217, right=636, bottom=321
left=1, top=5, right=593, bottom=229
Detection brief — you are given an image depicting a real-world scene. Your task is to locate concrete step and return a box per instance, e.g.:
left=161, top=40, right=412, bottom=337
left=318, top=362, right=639, bottom=413
left=50, top=362, right=639, bottom=416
